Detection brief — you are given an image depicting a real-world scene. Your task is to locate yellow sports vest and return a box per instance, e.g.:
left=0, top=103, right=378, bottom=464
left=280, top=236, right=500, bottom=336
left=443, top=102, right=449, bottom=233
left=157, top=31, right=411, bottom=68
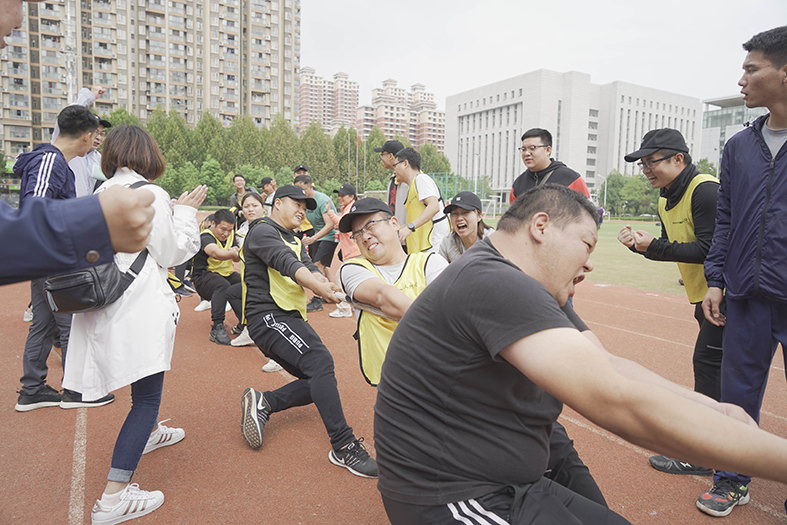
left=301, top=215, right=313, bottom=231
left=404, top=179, right=436, bottom=253
left=658, top=174, right=718, bottom=303
left=345, top=253, right=431, bottom=386
left=203, top=229, right=236, bottom=276
left=267, top=230, right=308, bottom=320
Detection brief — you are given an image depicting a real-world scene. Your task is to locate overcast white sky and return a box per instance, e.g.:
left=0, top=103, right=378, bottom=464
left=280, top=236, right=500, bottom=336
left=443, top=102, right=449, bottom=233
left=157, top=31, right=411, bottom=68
left=301, top=0, right=787, bottom=109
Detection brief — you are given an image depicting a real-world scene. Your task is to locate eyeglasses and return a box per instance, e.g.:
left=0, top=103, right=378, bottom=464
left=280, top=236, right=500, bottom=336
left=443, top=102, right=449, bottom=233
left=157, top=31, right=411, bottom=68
left=518, top=145, right=549, bottom=153
left=637, top=154, right=675, bottom=170
left=392, top=160, right=404, bottom=167
left=351, top=218, right=390, bottom=241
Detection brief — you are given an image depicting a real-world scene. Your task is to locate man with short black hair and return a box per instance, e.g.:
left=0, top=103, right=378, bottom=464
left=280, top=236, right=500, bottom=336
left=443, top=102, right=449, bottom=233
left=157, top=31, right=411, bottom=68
left=618, top=128, right=722, bottom=478
left=229, top=174, right=260, bottom=221
left=259, top=176, right=277, bottom=216
left=509, top=128, right=590, bottom=204
left=393, top=147, right=449, bottom=254
left=191, top=208, right=242, bottom=345
left=374, top=140, right=408, bottom=227
left=15, top=104, right=115, bottom=411
left=699, top=25, right=787, bottom=517
left=239, top=185, right=377, bottom=479
left=375, top=183, right=787, bottom=525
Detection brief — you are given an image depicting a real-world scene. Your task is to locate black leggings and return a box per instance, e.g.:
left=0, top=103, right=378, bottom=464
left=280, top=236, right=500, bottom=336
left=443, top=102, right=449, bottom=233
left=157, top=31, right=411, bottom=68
left=692, top=302, right=724, bottom=401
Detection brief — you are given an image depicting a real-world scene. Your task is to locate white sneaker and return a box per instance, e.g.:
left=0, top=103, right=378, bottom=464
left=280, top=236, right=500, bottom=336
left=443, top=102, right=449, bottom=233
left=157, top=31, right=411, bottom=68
left=329, top=308, right=353, bottom=318
left=91, top=483, right=164, bottom=525
left=194, top=300, right=211, bottom=312
left=262, top=359, right=283, bottom=373
left=143, top=419, right=185, bottom=455
left=225, top=301, right=232, bottom=312
left=231, top=326, right=255, bottom=347
left=23, top=308, right=33, bottom=322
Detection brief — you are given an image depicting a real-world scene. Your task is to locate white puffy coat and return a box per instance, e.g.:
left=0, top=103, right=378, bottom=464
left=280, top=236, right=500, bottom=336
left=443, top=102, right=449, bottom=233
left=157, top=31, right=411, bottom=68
left=63, top=168, right=200, bottom=399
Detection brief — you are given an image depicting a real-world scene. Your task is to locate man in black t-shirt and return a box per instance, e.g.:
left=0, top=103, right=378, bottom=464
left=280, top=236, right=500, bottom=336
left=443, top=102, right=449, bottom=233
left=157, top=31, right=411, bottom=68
left=375, top=184, right=787, bottom=525
left=191, top=209, right=241, bottom=345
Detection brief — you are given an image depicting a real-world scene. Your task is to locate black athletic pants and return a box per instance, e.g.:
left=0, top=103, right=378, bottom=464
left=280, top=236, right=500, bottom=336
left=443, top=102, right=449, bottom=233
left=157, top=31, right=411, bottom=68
left=692, top=302, right=724, bottom=401
left=382, top=477, right=630, bottom=525
left=546, top=422, right=606, bottom=507
left=247, top=311, right=355, bottom=450
left=194, top=272, right=241, bottom=325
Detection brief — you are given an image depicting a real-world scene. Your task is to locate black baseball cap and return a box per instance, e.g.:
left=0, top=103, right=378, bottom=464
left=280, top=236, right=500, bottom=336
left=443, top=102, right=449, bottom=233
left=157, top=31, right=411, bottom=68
left=624, top=128, right=689, bottom=162
left=333, top=183, right=357, bottom=196
left=294, top=164, right=308, bottom=173
left=338, top=198, right=392, bottom=233
left=444, top=191, right=483, bottom=215
left=274, top=185, right=316, bottom=210
left=259, top=177, right=274, bottom=187
left=98, top=118, right=112, bottom=128
left=374, top=140, right=404, bottom=154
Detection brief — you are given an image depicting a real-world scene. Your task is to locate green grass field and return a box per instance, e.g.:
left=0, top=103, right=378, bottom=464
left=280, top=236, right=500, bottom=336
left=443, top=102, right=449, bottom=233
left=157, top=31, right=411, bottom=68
left=485, top=218, right=687, bottom=296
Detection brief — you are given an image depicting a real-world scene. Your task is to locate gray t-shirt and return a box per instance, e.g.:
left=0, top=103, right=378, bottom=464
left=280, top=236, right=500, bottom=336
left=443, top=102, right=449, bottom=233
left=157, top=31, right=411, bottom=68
left=374, top=237, right=588, bottom=506
left=762, top=121, right=787, bottom=159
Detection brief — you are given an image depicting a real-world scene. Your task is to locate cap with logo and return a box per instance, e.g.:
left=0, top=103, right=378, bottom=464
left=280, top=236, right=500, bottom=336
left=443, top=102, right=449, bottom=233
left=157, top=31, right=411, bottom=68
left=444, top=191, right=483, bottom=215
left=293, top=164, right=308, bottom=173
left=273, top=184, right=316, bottom=210
left=338, top=198, right=392, bottom=233
left=333, top=183, right=357, bottom=196
left=624, top=128, right=689, bottom=162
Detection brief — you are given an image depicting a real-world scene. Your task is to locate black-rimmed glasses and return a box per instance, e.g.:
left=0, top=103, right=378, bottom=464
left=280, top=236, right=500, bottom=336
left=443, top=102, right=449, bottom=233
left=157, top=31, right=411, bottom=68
left=637, top=154, right=675, bottom=170
left=351, top=218, right=391, bottom=241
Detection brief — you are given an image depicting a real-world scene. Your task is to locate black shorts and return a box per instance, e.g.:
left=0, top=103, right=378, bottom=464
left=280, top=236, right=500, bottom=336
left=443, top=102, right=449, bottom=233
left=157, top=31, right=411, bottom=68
left=313, top=240, right=338, bottom=267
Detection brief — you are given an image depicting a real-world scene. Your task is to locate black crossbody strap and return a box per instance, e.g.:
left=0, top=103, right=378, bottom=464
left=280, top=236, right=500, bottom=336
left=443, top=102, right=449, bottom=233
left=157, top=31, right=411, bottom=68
left=126, top=179, right=153, bottom=276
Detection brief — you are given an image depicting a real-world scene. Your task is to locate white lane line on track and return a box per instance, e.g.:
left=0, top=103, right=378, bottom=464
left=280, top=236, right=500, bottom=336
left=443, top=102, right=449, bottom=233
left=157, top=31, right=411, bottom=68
left=579, top=299, right=694, bottom=323
left=68, top=408, right=88, bottom=525
left=583, top=321, right=694, bottom=348
left=561, top=415, right=787, bottom=522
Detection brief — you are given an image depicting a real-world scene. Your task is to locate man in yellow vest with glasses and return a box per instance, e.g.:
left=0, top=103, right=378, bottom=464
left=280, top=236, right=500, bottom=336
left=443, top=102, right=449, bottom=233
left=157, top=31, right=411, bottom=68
left=191, top=208, right=242, bottom=345
left=337, top=198, right=448, bottom=386
left=617, top=128, right=722, bottom=477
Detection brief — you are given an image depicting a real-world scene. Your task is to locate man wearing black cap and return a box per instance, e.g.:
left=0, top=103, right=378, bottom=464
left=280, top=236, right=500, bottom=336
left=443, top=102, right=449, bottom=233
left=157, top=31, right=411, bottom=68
left=259, top=176, right=277, bottom=216
left=337, top=198, right=448, bottom=385
left=617, top=128, right=722, bottom=478
left=326, top=183, right=359, bottom=318
left=374, top=140, right=409, bottom=228
left=51, top=86, right=112, bottom=197
left=239, top=185, right=378, bottom=479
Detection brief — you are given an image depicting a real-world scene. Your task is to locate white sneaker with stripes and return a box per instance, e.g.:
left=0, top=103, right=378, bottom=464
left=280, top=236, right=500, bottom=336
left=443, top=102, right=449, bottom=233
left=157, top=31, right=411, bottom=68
left=142, top=419, right=185, bottom=455
left=91, top=484, right=164, bottom=525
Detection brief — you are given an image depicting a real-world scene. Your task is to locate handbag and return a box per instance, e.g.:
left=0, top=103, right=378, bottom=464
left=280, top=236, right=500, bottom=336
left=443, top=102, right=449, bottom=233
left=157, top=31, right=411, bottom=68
left=44, top=250, right=148, bottom=313
left=43, top=179, right=153, bottom=314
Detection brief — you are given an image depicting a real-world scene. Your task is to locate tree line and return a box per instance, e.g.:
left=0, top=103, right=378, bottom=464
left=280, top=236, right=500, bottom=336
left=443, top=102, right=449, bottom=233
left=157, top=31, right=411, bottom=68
left=597, top=158, right=717, bottom=216
left=99, top=107, right=452, bottom=205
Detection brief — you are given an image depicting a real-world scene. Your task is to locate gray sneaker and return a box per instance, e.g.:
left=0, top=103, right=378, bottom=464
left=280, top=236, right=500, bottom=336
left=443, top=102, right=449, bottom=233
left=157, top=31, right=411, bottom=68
left=241, top=388, right=271, bottom=449
left=210, top=324, right=231, bottom=345
left=60, top=391, right=115, bottom=409
left=329, top=438, right=378, bottom=478
left=15, top=384, right=62, bottom=412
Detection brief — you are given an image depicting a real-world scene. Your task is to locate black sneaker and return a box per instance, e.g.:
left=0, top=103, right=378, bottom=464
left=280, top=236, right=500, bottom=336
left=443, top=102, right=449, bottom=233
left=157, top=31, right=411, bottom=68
left=697, top=477, right=750, bottom=517
left=329, top=438, right=378, bottom=478
left=60, top=391, right=115, bottom=409
left=306, top=297, right=323, bottom=313
left=241, top=387, right=270, bottom=449
left=210, top=324, right=231, bottom=345
left=231, top=323, right=244, bottom=335
left=649, top=455, right=713, bottom=476
left=174, top=286, right=192, bottom=297
left=182, top=279, right=197, bottom=293
left=15, top=384, right=62, bottom=412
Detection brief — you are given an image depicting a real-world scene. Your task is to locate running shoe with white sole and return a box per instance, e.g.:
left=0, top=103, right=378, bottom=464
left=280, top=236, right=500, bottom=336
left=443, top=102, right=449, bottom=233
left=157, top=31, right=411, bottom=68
left=328, top=438, right=378, bottom=478
left=262, top=359, right=283, bottom=372
left=194, top=300, right=211, bottom=312
left=91, top=483, right=164, bottom=525
left=143, top=419, right=185, bottom=454
left=241, top=387, right=270, bottom=449
left=231, top=326, right=255, bottom=347
left=696, top=477, right=750, bottom=517
left=328, top=308, right=353, bottom=318
left=649, top=455, right=712, bottom=476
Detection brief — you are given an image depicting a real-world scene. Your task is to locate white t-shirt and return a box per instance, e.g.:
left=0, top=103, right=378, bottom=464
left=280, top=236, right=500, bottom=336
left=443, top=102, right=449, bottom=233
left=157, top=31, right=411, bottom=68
left=340, top=254, right=448, bottom=318
left=413, top=173, right=450, bottom=253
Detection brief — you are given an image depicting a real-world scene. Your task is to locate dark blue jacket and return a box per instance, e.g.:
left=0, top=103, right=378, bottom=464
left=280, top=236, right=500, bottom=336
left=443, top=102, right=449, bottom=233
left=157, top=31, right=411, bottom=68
left=14, top=143, right=76, bottom=207
left=0, top=196, right=113, bottom=285
left=705, top=114, right=787, bottom=301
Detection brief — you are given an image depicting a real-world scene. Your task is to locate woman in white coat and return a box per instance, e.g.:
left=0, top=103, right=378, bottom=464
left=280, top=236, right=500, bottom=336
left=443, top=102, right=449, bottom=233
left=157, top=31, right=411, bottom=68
left=63, top=125, right=207, bottom=525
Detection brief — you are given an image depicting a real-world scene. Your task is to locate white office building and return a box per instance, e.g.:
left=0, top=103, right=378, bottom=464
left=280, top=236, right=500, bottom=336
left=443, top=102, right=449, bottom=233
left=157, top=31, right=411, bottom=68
left=445, top=69, right=702, bottom=201
left=700, top=95, right=768, bottom=171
